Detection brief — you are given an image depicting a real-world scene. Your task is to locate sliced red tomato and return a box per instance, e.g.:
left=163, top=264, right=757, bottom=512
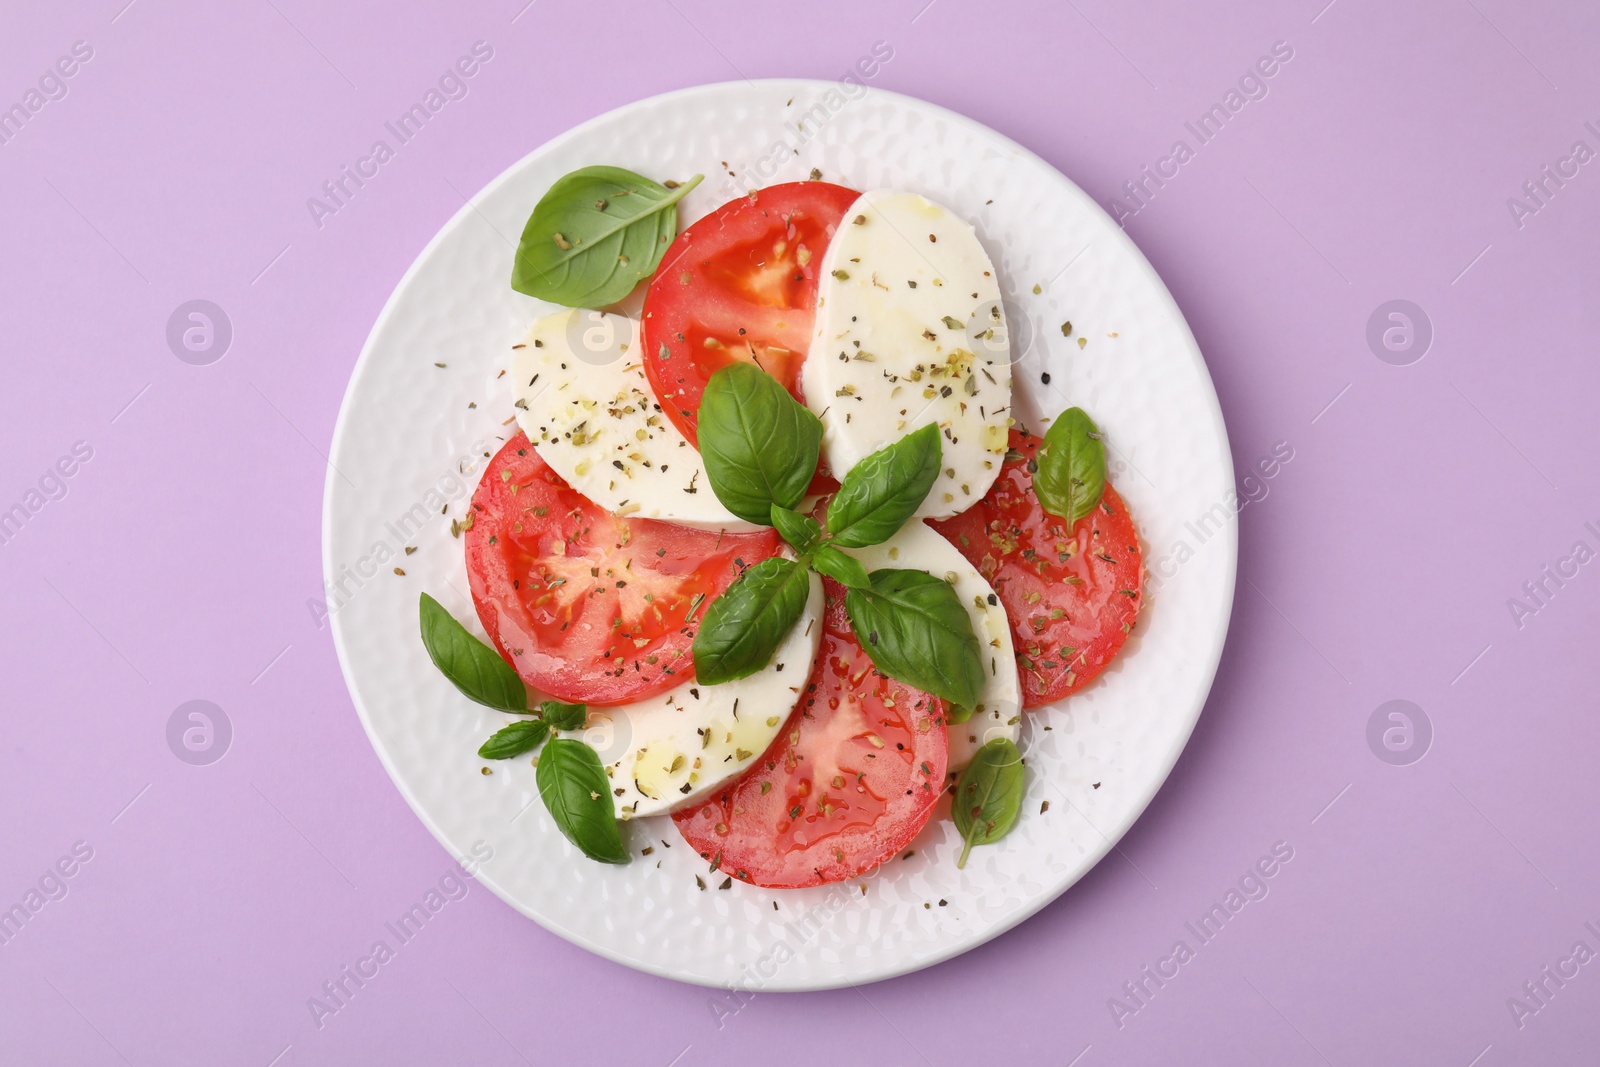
left=929, top=427, right=1143, bottom=708
left=464, top=433, right=780, bottom=706
left=673, top=578, right=948, bottom=888
left=642, top=181, right=860, bottom=446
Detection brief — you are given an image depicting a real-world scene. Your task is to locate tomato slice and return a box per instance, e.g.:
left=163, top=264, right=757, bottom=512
left=464, top=433, right=780, bottom=706
left=642, top=181, right=860, bottom=446
left=673, top=577, right=948, bottom=888
left=929, top=427, right=1144, bottom=708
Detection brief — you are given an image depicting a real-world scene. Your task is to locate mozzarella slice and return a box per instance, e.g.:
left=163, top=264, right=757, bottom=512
left=512, top=309, right=754, bottom=531
left=840, top=520, right=1020, bottom=771
left=580, top=570, right=824, bottom=818
left=803, top=189, right=1013, bottom=520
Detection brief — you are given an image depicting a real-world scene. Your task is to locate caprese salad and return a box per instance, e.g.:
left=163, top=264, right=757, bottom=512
left=417, top=166, right=1144, bottom=888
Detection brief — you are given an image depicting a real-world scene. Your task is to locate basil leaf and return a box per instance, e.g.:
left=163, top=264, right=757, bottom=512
left=511, top=167, right=702, bottom=308
left=809, top=543, right=871, bottom=589
left=952, top=738, right=1026, bottom=868
left=478, top=719, right=550, bottom=760
left=692, top=557, right=810, bottom=684
left=844, top=569, right=984, bottom=709
left=419, top=593, right=528, bottom=713
left=770, top=504, right=822, bottom=553
left=539, top=700, right=587, bottom=730
left=946, top=703, right=975, bottom=725
left=535, top=739, right=628, bottom=864
left=826, top=423, right=942, bottom=547
left=1034, top=407, right=1105, bottom=528
left=698, top=363, right=822, bottom=526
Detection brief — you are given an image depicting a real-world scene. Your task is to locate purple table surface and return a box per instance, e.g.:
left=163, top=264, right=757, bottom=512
left=3, top=0, right=1597, bottom=1063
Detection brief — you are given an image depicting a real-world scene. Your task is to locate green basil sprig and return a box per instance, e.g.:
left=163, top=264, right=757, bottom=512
left=1034, top=407, right=1105, bottom=528
left=769, top=505, right=822, bottom=554
left=809, top=543, right=870, bottom=590
left=691, top=373, right=983, bottom=694
left=536, top=739, right=629, bottom=864
left=953, top=738, right=1026, bottom=868
left=692, top=557, right=812, bottom=685
left=477, top=701, right=585, bottom=759
left=478, top=719, right=550, bottom=760
left=698, top=364, right=822, bottom=525
left=843, top=569, right=985, bottom=709
left=420, top=594, right=626, bottom=864
left=511, top=166, right=702, bottom=308
left=419, top=593, right=528, bottom=712
left=539, top=700, right=587, bottom=730
left=825, top=423, right=941, bottom=547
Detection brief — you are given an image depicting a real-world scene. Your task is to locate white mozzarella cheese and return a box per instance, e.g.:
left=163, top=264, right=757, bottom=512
left=580, top=570, right=824, bottom=818
left=840, top=520, right=1020, bottom=771
left=803, top=189, right=1013, bottom=520
left=511, top=309, right=754, bottom=532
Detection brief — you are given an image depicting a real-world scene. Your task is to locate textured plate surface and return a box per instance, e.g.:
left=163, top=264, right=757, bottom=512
left=323, top=79, right=1236, bottom=991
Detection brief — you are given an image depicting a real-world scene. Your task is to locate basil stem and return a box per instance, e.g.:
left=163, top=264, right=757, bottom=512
left=697, top=363, right=822, bottom=526
left=511, top=166, right=702, bottom=308
left=843, top=569, right=985, bottom=709
left=826, top=423, right=942, bottom=547
left=1033, top=407, right=1105, bottom=528
left=953, top=738, right=1026, bottom=868
left=418, top=593, right=528, bottom=713
left=478, top=719, right=550, bottom=760
left=692, top=557, right=811, bottom=684
left=535, top=739, right=629, bottom=864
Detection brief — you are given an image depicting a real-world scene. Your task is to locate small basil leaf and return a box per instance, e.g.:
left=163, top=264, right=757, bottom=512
left=540, top=700, right=587, bottom=730
left=844, top=569, right=985, bottom=709
left=770, top=504, right=822, bottom=553
left=478, top=719, right=550, bottom=760
left=511, top=167, right=702, bottom=308
left=1034, top=407, right=1105, bottom=528
left=535, top=739, right=628, bottom=864
left=693, top=557, right=810, bottom=684
left=419, top=593, right=528, bottom=713
left=946, top=703, right=975, bottom=725
left=953, top=738, right=1026, bottom=867
left=826, top=423, right=942, bottom=547
left=698, top=363, right=822, bottom=526
left=809, top=543, right=871, bottom=589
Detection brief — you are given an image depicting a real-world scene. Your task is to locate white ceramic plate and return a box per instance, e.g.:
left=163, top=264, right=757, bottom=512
left=323, top=79, right=1236, bottom=991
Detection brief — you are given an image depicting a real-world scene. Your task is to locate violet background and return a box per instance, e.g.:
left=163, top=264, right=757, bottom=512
left=3, top=0, right=1597, bottom=1064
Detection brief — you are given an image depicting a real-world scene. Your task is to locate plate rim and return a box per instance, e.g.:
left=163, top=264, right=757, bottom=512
left=322, top=76, right=1238, bottom=991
